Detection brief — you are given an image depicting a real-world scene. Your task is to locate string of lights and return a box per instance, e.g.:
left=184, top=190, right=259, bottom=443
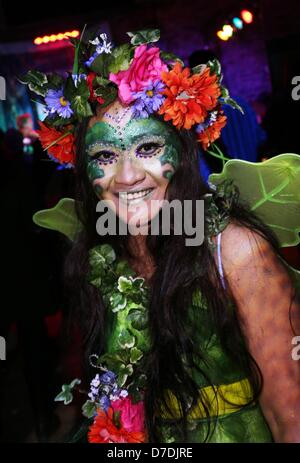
left=33, top=30, right=79, bottom=46
left=217, top=8, right=254, bottom=41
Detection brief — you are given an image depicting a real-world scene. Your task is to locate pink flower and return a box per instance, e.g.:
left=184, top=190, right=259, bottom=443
left=111, top=397, right=145, bottom=433
left=109, top=44, right=168, bottom=104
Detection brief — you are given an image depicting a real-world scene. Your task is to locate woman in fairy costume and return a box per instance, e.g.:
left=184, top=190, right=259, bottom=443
left=24, top=29, right=300, bottom=442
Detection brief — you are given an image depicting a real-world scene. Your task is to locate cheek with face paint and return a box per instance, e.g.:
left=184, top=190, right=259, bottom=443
left=86, top=160, right=105, bottom=197
left=159, top=144, right=180, bottom=180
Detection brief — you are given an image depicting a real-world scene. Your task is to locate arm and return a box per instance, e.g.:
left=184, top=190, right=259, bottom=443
left=219, top=222, right=300, bottom=443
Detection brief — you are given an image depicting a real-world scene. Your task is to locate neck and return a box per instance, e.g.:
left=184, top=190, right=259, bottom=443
left=127, top=234, right=156, bottom=282
left=128, top=234, right=148, bottom=258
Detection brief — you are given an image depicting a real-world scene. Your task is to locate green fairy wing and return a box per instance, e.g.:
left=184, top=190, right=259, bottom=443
left=209, top=153, right=300, bottom=248
left=208, top=153, right=300, bottom=291
left=33, top=197, right=82, bottom=241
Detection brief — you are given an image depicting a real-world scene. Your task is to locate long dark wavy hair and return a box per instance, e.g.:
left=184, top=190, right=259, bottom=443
left=64, top=115, right=284, bottom=442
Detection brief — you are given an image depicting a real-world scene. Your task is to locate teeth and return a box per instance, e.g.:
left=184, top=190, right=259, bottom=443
left=119, top=188, right=153, bottom=202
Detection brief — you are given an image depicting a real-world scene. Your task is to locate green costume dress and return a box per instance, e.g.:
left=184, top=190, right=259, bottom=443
left=34, top=154, right=300, bottom=443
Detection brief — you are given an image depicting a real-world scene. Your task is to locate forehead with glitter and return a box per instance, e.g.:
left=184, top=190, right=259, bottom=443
left=85, top=100, right=181, bottom=155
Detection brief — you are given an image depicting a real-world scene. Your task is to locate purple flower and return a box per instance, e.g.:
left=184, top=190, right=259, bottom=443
left=99, top=371, right=116, bottom=385
left=91, top=374, right=100, bottom=388
left=85, top=52, right=99, bottom=68
left=196, top=111, right=218, bottom=134
left=72, top=73, right=87, bottom=87
left=132, top=80, right=165, bottom=118
left=88, top=392, right=96, bottom=401
left=99, top=395, right=110, bottom=411
left=45, top=89, right=73, bottom=119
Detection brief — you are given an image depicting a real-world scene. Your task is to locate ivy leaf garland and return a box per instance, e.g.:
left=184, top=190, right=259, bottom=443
left=87, top=244, right=150, bottom=400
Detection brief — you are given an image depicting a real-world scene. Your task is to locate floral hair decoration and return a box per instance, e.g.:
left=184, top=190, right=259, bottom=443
left=21, top=28, right=241, bottom=167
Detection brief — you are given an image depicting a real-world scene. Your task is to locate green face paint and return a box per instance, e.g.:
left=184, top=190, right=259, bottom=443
left=84, top=111, right=182, bottom=203
left=86, top=160, right=104, bottom=182
left=85, top=122, right=123, bottom=152
left=122, top=118, right=181, bottom=168
left=160, top=145, right=180, bottom=179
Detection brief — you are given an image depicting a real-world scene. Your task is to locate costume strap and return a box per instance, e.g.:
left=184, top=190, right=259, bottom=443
left=217, top=232, right=226, bottom=290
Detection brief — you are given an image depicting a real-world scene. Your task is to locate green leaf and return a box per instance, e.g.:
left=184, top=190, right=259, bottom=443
left=221, top=86, right=229, bottom=99
left=94, top=84, right=118, bottom=108
left=130, top=347, right=143, bottom=364
left=33, top=198, right=82, bottom=241
left=115, top=260, right=135, bottom=277
left=127, top=309, right=148, bottom=331
left=90, top=53, right=113, bottom=78
left=76, top=78, right=90, bottom=99
left=95, top=76, right=112, bottom=87
left=209, top=154, right=300, bottom=247
left=132, top=277, right=145, bottom=291
left=113, top=410, right=122, bottom=428
left=54, top=378, right=81, bottom=405
left=117, top=276, right=133, bottom=293
left=127, top=29, right=160, bottom=46
left=82, top=400, right=97, bottom=419
left=48, top=73, right=64, bottom=89
left=222, top=96, right=244, bottom=114
left=100, top=244, right=116, bottom=264
left=20, top=70, right=48, bottom=97
left=20, top=70, right=48, bottom=86
left=118, top=364, right=134, bottom=387
left=72, top=95, right=93, bottom=118
left=160, top=51, right=184, bottom=67
left=110, top=292, right=127, bottom=312
left=89, top=244, right=115, bottom=273
left=191, top=64, right=207, bottom=75
left=207, top=59, right=222, bottom=77
left=118, top=330, right=135, bottom=349
left=88, top=273, right=102, bottom=288
left=108, top=44, right=132, bottom=74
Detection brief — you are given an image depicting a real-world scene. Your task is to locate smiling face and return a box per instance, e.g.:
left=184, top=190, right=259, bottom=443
left=85, top=100, right=181, bottom=227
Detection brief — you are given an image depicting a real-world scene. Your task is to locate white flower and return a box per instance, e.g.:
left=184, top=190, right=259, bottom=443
left=91, top=373, right=100, bottom=388
left=89, top=33, right=112, bottom=54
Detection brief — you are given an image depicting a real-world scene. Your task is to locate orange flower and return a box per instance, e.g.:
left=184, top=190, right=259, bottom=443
left=197, top=113, right=227, bottom=150
left=37, top=121, right=75, bottom=165
left=88, top=408, right=146, bottom=443
left=158, top=62, right=221, bottom=130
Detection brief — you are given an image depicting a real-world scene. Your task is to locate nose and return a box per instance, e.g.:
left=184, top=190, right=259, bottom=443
left=114, top=157, right=146, bottom=188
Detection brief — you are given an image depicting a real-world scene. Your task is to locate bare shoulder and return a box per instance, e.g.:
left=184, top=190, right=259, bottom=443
left=217, top=219, right=273, bottom=271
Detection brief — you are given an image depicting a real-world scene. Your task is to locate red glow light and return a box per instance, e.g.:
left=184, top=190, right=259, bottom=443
left=241, top=9, right=253, bottom=24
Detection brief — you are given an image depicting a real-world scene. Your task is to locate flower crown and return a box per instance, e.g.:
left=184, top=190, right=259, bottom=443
left=21, top=28, right=241, bottom=167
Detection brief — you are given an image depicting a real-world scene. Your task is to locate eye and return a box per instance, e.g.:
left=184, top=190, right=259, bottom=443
left=136, top=142, right=164, bottom=158
left=94, top=151, right=118, bottom=165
